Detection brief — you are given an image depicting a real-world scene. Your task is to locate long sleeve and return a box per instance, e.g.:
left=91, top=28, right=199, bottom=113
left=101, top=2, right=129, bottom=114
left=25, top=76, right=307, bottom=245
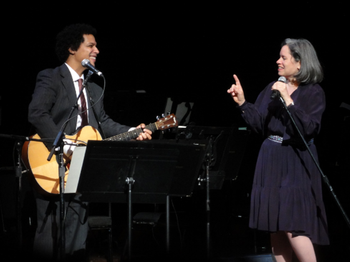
left=281, top=84, right=325, bottom=141
left=85, top=81, right=130, bottom=138
left=28, top=67, right=73, bottom=140
left=237, top=82, right=326, bottom=141
left=28, top=64, right=131, bottom=141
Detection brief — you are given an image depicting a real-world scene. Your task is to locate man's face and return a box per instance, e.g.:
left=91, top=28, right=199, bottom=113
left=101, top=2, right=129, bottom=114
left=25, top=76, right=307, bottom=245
left=71, top=34, right=99, bottom=67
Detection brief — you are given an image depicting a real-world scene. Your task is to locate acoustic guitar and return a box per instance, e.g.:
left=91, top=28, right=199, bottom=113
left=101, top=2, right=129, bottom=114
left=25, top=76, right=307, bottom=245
left=22, top=114, right=178, bottom=195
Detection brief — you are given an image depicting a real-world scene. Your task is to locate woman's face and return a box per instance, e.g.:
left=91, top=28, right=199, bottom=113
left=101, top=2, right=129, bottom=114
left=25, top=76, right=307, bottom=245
left=276, top=45, right=301, bottom=80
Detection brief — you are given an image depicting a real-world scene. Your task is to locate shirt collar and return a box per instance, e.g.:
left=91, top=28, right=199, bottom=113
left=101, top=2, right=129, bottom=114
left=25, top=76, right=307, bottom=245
left=65, top=63, right=85, bottom=82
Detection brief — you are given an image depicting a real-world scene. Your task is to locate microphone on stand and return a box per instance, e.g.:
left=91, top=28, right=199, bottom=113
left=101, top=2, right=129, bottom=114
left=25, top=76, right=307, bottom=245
left=81, top=59, right=103, bottom=76
left=271, top=76, right=287, bottom=99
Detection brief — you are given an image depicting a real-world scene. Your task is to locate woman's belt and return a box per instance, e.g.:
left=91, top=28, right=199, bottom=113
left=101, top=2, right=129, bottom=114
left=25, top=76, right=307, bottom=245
left=268, top=135, right=283, bottom=143
left=268, top=135, right=314, bottom=146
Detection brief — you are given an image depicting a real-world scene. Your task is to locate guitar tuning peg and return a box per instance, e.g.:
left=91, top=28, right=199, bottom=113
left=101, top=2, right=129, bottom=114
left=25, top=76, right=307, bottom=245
left=167, top=112, right=170, bottom=115
left=162, top=113, right=165, bottom=118
left=156, top=116, right=160, bottom=120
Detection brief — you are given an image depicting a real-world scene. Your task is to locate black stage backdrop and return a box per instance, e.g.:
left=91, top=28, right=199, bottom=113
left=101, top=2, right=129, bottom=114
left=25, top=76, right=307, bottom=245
left=1, top=2, right=349, bottom=261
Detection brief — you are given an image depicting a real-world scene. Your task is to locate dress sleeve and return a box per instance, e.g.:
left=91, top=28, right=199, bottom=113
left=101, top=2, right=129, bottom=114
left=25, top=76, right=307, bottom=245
left=282, top=84, right=325, bottom=140
left=237, top=82, right=326, bottom=141
left=238, top=83, right=273, bottom=136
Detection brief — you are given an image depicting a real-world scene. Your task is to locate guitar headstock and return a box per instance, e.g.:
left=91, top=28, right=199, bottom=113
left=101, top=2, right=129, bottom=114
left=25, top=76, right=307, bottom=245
left=155, top=113, right=178, bottom=131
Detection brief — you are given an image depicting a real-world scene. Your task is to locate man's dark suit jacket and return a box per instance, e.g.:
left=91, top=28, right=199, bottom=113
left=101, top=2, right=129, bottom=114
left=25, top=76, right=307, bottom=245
left=28, top=63, right=130, bottom=141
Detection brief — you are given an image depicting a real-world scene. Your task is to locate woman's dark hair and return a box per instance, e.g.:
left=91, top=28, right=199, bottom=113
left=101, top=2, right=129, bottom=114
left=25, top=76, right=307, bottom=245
left=282, top=38, right=323, bottom=84
left=55, top=24, right=97, bottom=63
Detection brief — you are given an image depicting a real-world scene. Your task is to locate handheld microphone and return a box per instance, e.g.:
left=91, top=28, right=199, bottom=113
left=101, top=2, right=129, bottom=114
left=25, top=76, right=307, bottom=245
left=81, top=59, right=103, bottom=76
left=271, top=76, right=286, bottom=99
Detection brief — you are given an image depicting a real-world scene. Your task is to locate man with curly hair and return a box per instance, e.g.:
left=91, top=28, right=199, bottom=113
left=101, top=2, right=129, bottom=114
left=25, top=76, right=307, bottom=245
left=28, top=23, right=152, bottom=261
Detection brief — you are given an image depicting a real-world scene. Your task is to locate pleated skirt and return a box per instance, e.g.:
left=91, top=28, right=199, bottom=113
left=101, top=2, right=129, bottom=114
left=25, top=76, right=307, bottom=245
left=249, top=138, right=329, bottom=245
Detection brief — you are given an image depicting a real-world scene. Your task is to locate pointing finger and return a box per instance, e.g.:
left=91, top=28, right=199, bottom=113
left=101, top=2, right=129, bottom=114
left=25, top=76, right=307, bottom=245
left=233, top=74, right=241, bottom=86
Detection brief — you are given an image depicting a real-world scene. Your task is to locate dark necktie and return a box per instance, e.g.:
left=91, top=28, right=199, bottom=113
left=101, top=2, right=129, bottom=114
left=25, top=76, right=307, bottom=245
left=78, top=78, right=88, bottom=127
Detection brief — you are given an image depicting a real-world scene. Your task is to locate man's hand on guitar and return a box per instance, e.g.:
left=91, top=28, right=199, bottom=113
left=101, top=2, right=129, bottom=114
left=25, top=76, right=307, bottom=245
left=135, top=123, right=152, bottom=140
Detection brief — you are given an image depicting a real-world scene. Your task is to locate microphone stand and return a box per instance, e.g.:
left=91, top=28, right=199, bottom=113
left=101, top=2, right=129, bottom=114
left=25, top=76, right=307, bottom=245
left=276, top=94, right=350, bottom=229
left=47, top=76, right=89, bottom=262
left=197, top=132, right=222, bottom=260
left=47, top=118, right=70, bottom=262
left=0, top=134, right=52, bottom=257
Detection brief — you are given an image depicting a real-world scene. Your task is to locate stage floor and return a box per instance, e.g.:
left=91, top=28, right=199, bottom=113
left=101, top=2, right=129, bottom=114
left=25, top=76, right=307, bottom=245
left=1, top=190, right=349, bottom=262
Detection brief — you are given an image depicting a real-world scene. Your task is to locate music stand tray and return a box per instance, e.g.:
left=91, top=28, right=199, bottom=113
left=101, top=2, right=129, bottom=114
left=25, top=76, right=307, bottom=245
left=76, top=140, right=206, bottom=260
left=77, top=140, right=206, bottom=203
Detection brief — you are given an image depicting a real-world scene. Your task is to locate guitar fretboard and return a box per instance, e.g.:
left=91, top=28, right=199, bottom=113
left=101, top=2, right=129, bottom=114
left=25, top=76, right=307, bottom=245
left=104, top=123, right=157, bottom=142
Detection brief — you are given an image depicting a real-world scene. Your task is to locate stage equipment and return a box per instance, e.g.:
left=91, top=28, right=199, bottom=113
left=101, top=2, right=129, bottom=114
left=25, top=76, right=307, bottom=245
left=76, top=140, right=206, bottom=260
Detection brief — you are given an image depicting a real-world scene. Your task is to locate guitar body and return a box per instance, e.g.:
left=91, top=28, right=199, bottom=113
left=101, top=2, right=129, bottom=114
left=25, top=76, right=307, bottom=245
left=22, top=114, right=178, bottom=195
left=22, top=126, right=102, bottom=195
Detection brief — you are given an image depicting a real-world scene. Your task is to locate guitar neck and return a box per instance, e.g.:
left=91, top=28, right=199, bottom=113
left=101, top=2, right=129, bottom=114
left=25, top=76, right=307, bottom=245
left=104, top=123, right=157, bottom=142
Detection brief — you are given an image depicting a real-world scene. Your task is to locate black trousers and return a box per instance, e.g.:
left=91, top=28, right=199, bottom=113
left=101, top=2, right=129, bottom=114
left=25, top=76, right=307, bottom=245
left=32, top=193, right=89, bottom=262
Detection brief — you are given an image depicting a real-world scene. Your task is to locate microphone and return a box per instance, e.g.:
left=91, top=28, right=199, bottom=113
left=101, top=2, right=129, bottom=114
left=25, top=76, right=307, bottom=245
left=271, top=76, right=287, bottom=99
left=81, top=59, right=103, bottom=76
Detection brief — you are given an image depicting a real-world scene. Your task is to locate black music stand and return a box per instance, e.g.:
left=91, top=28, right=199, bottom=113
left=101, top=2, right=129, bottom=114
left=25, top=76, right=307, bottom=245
left=174, top=125, right=249, bottom=259
left=77, top=140, right=206, bottom=261
left=175, top=125, right=248, bottom=189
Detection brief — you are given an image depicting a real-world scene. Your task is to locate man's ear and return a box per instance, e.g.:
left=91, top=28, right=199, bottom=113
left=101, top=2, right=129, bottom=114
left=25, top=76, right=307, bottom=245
left=68, top=48, right=75, bottom=55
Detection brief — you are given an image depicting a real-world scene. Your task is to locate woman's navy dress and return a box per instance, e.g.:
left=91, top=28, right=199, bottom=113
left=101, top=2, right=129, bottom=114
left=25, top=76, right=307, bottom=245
left=239, top=81, right=329, bottom=245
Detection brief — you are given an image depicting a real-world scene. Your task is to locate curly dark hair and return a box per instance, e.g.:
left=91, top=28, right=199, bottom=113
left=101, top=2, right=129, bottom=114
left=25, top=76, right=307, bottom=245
left=55, top=24, right=97, bottom=63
